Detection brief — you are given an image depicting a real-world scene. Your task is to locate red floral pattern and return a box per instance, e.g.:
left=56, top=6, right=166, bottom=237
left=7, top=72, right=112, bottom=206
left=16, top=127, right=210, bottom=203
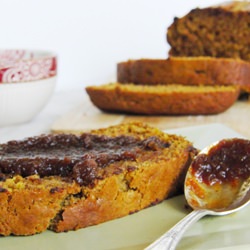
left=0, top=50, right=57, bottom=83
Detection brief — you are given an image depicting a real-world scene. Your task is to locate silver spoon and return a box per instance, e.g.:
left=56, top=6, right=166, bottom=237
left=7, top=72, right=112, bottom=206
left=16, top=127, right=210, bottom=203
left=145, top=138, right=250, bottom=250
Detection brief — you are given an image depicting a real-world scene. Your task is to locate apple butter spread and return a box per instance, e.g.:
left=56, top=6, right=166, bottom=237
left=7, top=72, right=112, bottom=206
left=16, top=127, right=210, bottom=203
left=191, top=138, right=250, bottom=186
left=0, top=133, right=170, bottom=186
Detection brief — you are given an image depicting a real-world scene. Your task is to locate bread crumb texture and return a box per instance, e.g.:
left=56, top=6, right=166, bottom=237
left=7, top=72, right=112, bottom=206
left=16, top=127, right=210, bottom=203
left=167, top=1, right=250, bottom=61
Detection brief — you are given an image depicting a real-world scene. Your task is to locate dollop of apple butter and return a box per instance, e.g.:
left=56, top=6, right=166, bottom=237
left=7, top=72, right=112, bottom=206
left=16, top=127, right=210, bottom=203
left=191, top=138, right=250, bottom=186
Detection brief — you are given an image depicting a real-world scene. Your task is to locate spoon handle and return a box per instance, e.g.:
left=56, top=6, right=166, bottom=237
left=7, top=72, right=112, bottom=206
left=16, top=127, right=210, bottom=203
left=145, top=209, right=210, bottom=250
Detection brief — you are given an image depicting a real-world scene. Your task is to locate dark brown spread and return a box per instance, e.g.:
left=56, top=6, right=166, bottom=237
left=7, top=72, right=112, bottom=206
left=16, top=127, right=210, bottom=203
left=0, top=133, right=170, bottom=186
left=191, top=138, right=250, bottom=185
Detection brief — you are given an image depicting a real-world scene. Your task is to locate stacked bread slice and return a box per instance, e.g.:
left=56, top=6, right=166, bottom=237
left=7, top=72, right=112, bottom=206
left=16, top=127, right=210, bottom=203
left=117, top=57, right=250, bottom=93
left=86, top=83, right=239, bottom=115
left=86, top=1, right=250, bottom=115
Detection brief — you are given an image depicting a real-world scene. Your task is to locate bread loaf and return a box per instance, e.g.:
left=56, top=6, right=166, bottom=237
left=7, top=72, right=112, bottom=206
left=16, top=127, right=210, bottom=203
left=0, top=122, right=197, bottom=236
left=86, top=83, right=240, bottom=115
left=167, top=1, right=250, bottom=61
left=117, top=57, right=250, bottom=93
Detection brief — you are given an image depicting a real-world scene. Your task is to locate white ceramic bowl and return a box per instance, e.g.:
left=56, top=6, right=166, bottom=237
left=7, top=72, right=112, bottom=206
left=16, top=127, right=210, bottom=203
left=0, top=76, right=56, bottom=126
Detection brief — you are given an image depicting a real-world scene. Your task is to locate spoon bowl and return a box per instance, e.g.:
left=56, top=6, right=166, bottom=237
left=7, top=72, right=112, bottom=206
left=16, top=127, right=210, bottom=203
left=145, top=138, right=250, bottom=250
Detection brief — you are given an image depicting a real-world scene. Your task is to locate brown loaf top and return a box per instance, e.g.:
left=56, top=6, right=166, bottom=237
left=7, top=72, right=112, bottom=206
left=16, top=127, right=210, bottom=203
left=0, top=122, right=197, bottom=235
left=167, top=1, right=250, bottom=62
left=86, top=83, right=240, bottom=115
left=117, top=57, right=250, bottom=93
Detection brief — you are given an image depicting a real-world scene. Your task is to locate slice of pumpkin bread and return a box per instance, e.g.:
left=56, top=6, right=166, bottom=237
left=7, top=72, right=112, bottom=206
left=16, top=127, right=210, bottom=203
left=0, top=122, right=197, bottom=235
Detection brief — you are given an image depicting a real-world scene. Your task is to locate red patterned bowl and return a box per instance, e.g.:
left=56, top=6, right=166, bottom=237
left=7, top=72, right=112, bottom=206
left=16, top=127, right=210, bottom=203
left=0, top=49, right=57, bottom=83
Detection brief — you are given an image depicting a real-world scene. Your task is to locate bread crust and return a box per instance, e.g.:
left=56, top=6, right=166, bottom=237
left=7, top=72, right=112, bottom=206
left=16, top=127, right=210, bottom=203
left=117, top=57, right=250, bottom=93
left=0, top=122, right=196, bottom=235
left=86, top=83, right=240, bottom=115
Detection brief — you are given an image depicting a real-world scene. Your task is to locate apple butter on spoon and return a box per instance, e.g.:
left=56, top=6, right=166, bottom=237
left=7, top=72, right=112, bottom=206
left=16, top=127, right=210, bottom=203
left=145, top=138, right=250, bottom=250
